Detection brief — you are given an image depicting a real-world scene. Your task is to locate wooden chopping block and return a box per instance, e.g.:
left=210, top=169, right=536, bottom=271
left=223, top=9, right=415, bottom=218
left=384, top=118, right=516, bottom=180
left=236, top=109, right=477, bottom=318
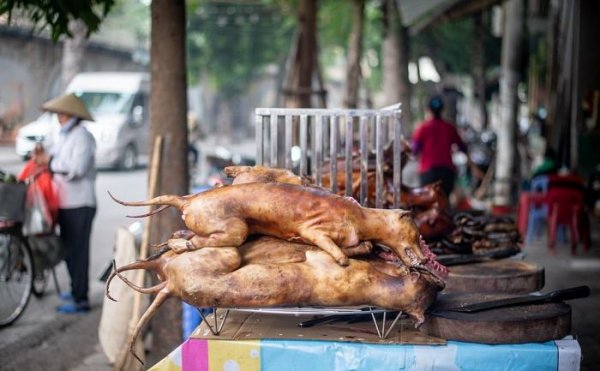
left=445, top=259, right=544, bottom=294
left=420, top=292, right=571, bottom=344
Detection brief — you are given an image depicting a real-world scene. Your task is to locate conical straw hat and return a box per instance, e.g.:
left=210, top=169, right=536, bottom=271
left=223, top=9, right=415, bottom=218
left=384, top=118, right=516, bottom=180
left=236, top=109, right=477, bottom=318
left=42, top=93, right=94, bottom=121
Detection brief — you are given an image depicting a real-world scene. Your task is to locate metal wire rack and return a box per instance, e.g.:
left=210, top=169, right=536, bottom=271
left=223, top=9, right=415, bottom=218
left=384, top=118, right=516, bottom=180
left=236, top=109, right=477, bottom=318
left=198, top=306, right=405, bottom=339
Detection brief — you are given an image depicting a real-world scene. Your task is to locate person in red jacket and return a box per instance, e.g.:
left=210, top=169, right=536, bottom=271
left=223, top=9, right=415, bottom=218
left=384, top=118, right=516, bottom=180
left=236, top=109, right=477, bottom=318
left=411, top=95, right=483, bottom=198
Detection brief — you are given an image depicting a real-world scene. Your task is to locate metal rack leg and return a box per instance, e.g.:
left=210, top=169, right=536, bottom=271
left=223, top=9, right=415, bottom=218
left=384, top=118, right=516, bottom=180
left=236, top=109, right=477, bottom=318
left=369, top=307, right=403, bottom=339
left=197, top=308, right=230, bottom=336
left=383, top=311, right=403, bottom=338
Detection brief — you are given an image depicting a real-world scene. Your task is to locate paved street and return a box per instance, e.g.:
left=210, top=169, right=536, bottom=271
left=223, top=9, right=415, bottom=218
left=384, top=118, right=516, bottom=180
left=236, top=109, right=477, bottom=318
left=524, top=223, right=600, bottom=370
left=0, top=144, right=147, bottom=370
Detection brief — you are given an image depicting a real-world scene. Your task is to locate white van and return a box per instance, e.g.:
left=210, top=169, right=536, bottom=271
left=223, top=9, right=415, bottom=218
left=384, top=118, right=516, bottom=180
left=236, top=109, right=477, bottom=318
left=16, top=72, right=149, bottom=170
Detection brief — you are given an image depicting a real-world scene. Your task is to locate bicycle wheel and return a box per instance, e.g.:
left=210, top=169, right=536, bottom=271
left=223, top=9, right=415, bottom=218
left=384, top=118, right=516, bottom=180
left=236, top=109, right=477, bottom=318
left=0, top=232, right=34, bottom=327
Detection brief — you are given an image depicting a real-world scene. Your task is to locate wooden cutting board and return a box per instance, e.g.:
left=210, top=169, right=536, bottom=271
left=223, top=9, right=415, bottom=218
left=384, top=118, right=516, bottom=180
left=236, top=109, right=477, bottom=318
left=444, top=259, right=545, bottom=294
left=420, top=292, right=571, bottom=344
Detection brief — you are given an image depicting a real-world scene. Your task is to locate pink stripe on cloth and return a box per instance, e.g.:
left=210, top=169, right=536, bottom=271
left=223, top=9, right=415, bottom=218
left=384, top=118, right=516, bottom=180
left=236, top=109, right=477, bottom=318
left=182, top=339, right=209, bottom=371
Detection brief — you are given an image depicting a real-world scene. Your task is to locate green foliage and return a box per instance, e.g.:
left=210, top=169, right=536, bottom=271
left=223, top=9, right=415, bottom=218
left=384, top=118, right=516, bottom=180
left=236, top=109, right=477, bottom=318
left=412, top=16, right=501, bottom=75
left=362, top=2, right=384, bottom=91
left=186, top=0, right=387, bottom=98
left=318, top=0, right=384, bottom=91
left=532, top=36, right=547, bottom=81
left=187, top=1, right=295, bottom=97
left=319, top=0, right=352, bottom=53
left=412, top=18, right=474, bottom=74
left=99, top=0, right=149, bottom=44
left=0, top=0, right=116, bottom=41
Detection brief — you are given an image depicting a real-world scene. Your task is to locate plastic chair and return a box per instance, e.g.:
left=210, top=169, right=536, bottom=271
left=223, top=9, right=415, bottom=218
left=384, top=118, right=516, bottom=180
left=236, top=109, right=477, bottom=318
left=526, top=175, right=549, bottom=244
left=547, top=186, right=590, bottom=254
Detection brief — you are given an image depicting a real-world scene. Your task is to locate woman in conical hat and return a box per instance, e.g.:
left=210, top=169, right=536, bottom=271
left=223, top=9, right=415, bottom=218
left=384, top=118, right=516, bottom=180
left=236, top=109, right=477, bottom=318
left=41, top=93, right=94, bottom=121
left=34, top=93, right=97, bottom=314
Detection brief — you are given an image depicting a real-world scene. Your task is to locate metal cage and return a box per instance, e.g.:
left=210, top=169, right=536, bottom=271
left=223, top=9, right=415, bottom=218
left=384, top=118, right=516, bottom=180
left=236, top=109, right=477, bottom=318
left=255, top=104, right=403, bottom=208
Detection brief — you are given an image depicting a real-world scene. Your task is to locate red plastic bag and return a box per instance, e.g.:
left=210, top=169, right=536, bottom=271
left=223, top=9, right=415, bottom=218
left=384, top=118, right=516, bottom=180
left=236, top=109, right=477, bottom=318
left=18, top=160, right=59, bottom=227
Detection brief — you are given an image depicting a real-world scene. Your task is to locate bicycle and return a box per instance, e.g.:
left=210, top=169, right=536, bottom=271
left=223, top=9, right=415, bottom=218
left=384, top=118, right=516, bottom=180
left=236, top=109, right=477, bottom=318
left=0, top=169, right=62, bottom=327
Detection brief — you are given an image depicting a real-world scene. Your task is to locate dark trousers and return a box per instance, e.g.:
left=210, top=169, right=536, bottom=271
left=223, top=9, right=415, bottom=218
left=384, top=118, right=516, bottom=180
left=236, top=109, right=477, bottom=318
left=420, top=166, right=456, bottom=198
left=58, top=207, right=96, bottom=304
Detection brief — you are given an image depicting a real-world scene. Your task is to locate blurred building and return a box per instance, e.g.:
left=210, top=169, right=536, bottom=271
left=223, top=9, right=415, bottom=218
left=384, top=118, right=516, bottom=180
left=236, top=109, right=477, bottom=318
left=404, top=0, right=600, bottom=178
left=0, top=23, right=147, bottom=140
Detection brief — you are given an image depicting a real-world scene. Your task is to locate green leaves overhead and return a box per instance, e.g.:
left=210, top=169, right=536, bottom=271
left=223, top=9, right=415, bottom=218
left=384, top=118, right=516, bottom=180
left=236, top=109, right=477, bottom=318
left=0, top=0, right=116, bottom=41
left=187, top=1, right=295, bottom=96
left=412, top=16, right=501, bottom=75
left=185, top=0, right=387, bottom=98
left=318, top=0, right=383, bottom=91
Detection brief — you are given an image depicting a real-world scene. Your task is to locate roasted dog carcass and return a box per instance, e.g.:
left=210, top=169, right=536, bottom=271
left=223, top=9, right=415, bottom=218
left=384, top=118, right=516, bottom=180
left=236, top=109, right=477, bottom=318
left=224, top=165, right=453, bottom=241
left=109, top=182, right=428, bottom=268
left=106, top=236, right=446, bottom=363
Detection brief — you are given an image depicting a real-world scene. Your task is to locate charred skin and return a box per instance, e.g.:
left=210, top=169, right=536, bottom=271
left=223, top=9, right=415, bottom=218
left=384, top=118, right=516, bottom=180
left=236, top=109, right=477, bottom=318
left=109, top=182, right=428, bottom=268
left=105, top=236, right=444, bottom=363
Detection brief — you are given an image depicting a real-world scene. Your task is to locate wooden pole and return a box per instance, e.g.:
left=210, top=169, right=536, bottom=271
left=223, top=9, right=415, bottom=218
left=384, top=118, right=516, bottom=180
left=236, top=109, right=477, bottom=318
left=113, top=135, right=163, bottom=370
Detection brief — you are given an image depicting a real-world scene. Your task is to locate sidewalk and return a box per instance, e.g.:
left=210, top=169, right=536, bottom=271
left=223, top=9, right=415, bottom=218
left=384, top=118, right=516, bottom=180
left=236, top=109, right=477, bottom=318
left=521, top=214, right=600, bottom=370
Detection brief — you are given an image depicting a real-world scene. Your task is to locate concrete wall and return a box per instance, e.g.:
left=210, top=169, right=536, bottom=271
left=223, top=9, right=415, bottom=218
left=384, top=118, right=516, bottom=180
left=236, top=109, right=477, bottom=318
left=0, top=26, right=146, bottom=129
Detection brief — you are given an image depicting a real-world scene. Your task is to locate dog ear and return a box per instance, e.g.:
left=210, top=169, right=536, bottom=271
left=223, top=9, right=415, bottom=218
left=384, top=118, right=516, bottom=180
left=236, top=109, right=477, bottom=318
left=397, top=209, right=412, bottom=219
left=410, top=271, right=421, bottom=282
left=223, top=165, right=253, bottom=178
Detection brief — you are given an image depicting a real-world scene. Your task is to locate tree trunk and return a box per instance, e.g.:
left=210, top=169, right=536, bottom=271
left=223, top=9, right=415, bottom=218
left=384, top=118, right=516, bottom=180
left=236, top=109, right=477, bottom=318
left=287, top=0, right=318, bottom=108
left=61, top=20, right=88, bottom=91
left=473, top=11, right=488, bottom=129
left=382, top=0, right=412, bottom=131
left=493, top=0, right=524, bottom=206
left=344, top=0, right=365, bottom=109
left=147, top=0, right=188, bottom=362
left=544, top=0, right=561, bottom=145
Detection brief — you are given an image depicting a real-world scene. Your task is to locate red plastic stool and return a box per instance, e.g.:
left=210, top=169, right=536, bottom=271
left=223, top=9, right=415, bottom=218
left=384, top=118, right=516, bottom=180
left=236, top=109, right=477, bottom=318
left=547, top=187, right=590, bottom=254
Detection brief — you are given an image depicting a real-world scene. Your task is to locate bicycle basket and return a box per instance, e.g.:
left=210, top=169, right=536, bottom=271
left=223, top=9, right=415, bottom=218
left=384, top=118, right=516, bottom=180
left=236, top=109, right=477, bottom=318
left=0, top=182, right=27, bottom=222
left=28, top=233, right=65, bottom=269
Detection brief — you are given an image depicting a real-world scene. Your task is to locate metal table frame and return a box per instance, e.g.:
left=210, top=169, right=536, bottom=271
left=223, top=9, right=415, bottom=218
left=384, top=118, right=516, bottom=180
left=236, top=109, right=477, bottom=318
left=198, top=306, right=405, bottom=339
